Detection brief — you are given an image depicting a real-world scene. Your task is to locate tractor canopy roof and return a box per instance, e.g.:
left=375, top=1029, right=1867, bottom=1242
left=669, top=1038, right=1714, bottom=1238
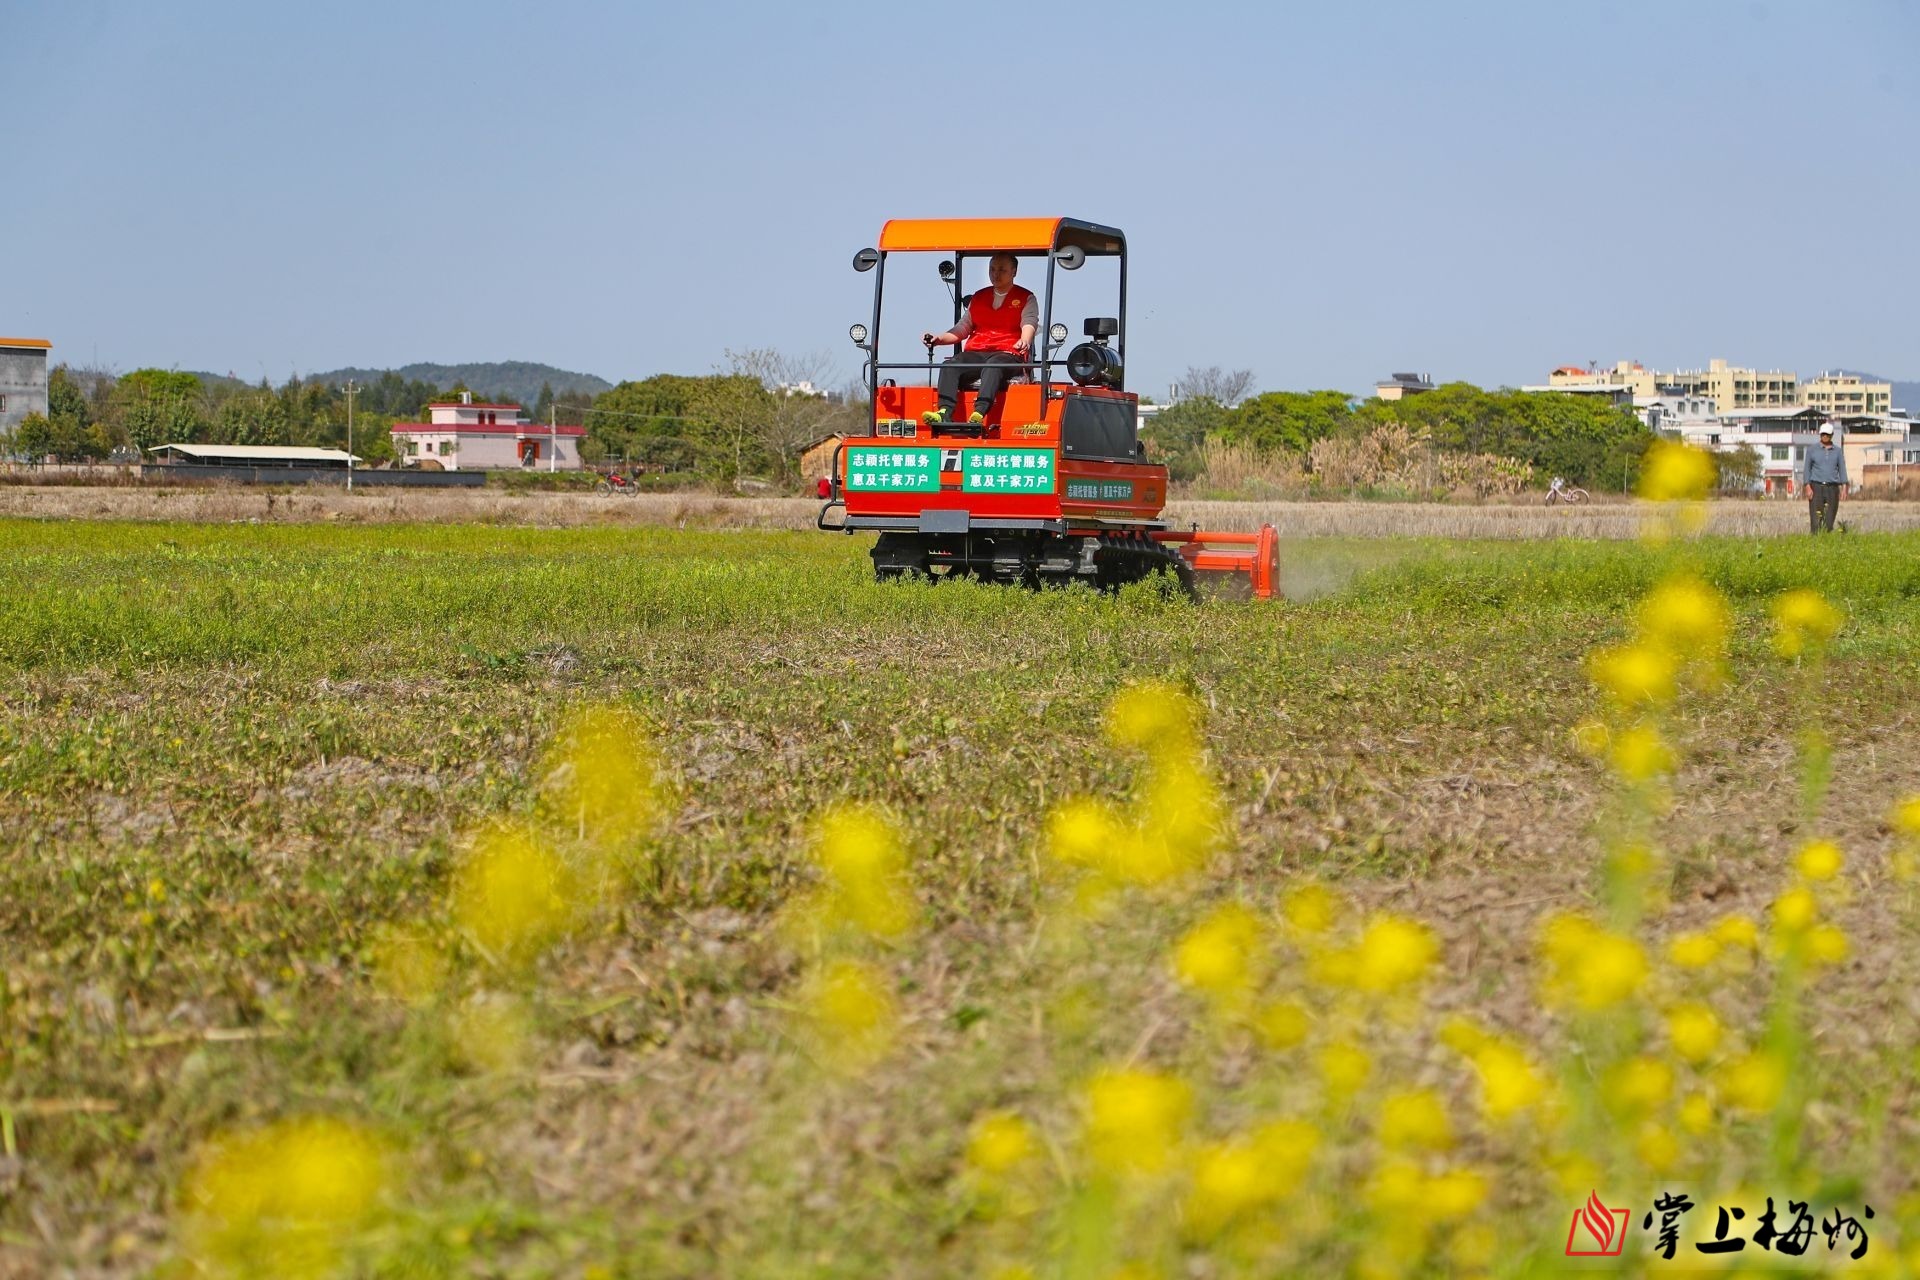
left=876, top=217, right=1124, bottom=255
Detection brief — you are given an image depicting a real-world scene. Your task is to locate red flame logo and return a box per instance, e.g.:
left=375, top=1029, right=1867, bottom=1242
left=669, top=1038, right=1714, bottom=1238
left=1566, top=1190, right=1629, bottom=1256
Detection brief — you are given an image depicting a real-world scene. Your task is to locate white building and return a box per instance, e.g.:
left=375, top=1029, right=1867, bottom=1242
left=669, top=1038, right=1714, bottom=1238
left=391, top=395, right=585, bottom=470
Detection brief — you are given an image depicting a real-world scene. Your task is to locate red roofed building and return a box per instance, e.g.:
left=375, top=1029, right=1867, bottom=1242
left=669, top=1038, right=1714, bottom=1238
left=390, top=393, right=585, bottom=470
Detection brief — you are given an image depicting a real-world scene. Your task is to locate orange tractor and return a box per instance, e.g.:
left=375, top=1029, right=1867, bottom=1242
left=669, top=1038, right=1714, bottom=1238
left=817, top=217, right=1278, bottom=598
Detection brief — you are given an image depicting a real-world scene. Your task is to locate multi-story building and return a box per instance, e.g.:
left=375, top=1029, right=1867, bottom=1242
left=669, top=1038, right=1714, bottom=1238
left=0, top=337, right=51, bottom=437
left=1802, top=372, right=1892, bottom=418
left=1653, top=359, right=1799, bottom=410
left=389, top=394, right=585, bottom=470
left=1546, top=361, right=1659, bottom=399
left=1373, top=372, right=1434, bottom=402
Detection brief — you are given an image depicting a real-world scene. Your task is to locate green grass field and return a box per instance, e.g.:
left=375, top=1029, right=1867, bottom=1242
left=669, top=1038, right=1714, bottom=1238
left=4, top=518, right=1920, bottom=1277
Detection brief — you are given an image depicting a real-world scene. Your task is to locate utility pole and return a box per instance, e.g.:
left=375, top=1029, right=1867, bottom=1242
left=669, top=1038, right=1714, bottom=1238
left=550, top=404, right=557, bottom=473
left=345, top=379, right=358, bottom=493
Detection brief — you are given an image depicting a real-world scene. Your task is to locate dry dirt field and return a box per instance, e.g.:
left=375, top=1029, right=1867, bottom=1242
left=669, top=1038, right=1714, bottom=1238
left=6, top=482, right=1920, bottom=539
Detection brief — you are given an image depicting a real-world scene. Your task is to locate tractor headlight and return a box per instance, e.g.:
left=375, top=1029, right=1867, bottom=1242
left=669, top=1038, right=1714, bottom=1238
left=1067, top=342, right=1123, bottom=388
left=849, top=323, right=869, bottom=346
left=1049, top=322, right=1068, bottom=346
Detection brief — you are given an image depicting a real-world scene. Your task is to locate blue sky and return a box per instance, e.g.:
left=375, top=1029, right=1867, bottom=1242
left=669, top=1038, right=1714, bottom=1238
left=10, top=0, right=1918, bottom=398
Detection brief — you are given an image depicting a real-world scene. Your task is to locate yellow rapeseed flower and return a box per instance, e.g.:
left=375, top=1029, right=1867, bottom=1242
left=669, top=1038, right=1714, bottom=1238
left=1608, top=723, right=1675, bottom=783
left=1636, top=1122, right=1680, bottom=1173
left=1083, top=1068, right=1191, bottom=1175
left=1602, top=1055, right=1674, bottom=1118
left=965, top=1111, right=1036, bottom=1176
left=1805, top=922, right=1850, bottom=968
left=1665, top=1002, right=1722, bottom=1064
left=1172, top=902, right=1264, bottom=998
left=1250, top=1118, right=1320, bottom=1193
left=1281, top=881, right=1341, bottom=934
left=1472, top=1040, right=1547, bottom=1119
left=1771, top=588, right=1844, bottom=659
left=1638, top=575, right=1731, bottom=662
left=1678, top=1091, right=1715, bottom=1134
left=1254, top=999, right=1312, bottom=1051
left=799, top=958, right=899, bottom=1075
left=1718, top=1051, right=1786, bottom=1114
left=1046, top=798, right=1122, bottom=870
left=1667, top=931, right=1720, bottom=969
left=1589, top=644, right=1678, bottom=710
left=811, top=803, right=917, bottom=939
left=1378, top=1089, right=1453, bottom=1152
left=1794, top=839, right=1844, bottom=883
left=1105, top=681, right=1198, bottom=755
left=1893, top=795, right=1920, bottom=836
left=1184, top=1140, right=1275, bottom=1237
left=451, top=824, right=575, bottom=968
left=1638, top=439, right=1717, bottom=503
left=1711, top=914, right=1760, bottom=950
left=1772, top=885, right=1818, bottom=936
left=182, top=1117, right=386, bottom=1278
left=1319, top=1039, right=1373, bottom=1102
left=1540, top=913, right=1646, bottom=1010
left=1354, top=915, right=1439, bottom=994
left=1425, top=1168, right=1487, bottom=1221
left=541, top=704, right=660, bottom=842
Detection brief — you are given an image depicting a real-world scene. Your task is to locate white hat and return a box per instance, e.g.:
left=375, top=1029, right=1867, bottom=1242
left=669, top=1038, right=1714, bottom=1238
left=1819, top=424, right=1834, bottom=435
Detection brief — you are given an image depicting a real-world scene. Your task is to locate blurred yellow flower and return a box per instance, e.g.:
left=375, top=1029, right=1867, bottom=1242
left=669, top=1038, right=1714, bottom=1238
left=1105, top=681, right=1198, bottom=755
left=1806, top=922, right=1850, bottom=967
left=1319, top=1039, right=1373, bottom=1102
left=1667, top=931, right=1720, bottom=969
left=1354, top=915, right=1438, bottom=994
left=1254, top=999, right=1312, bottom=1051
left=1772, top=885, right=1818, bottom=935
left=1711, top=914, right=1759, bottom=950
left=1185, top=1139, right=1276, bottom=1237
left=1665, top=1002, right=1722, bottom=1064
left=1639, top=575, right=1730, bottom=661
left=1046, top=798, right=1122, bottom=870
left=1172, top=903, right=1264, bottom=998
left=965, top=1111, right=1035, bottom=1176
left=799, top=958, right=899, bottom=1075
left=1378, top=1089, right=1453, bottom=1152
left=1636, top=1122, right=1680, bottom=1173
left=1472, top=1041, right=1550, bottom=1121
left=1638, top=439, right=1717, bottom=503
left=1794, top=839, right=1844, bottom=883
left=182, top=1117, right=386, bottom=1278
left=1602, top=1056, right=1674, bottom=1117
left=1083, top=1068, right=1191, bottom=1175
left=1250, top=1118, right=1320, bottom=1192
left=811, top=804, right=917, bottom=939
left=452, top=825, right=575, bottom=968
left=1893, top=795, right=1920, bottom=836
left=368, top=923, right=447, bottom=1005
left=1590, top=644, right=1678, bottom=710
left=1718, top=1051, right=1786, bottom=1114
left=1540, top=913, right=1646, bottom=1010
left=1608, top=723, right=1675, bottom=783
left=1425, top=1168, right=1487, bottom=1221
left=541, top=704, right=660, bottom=842
left=1678, top=1091, right=1715, bottom=1135
left=1367, top=1159, right=1484, bottom=1222
left=1281, top=881, right=1341, bottom=934
left=1771, top=589, right=1843, bottom=659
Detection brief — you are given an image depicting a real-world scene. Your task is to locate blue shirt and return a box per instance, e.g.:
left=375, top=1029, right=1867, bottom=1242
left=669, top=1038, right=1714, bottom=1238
left=1802, top=442, right=1849, bottom=486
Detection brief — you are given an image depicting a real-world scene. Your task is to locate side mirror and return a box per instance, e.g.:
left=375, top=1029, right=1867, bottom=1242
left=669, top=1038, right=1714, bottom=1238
left=852, top=248, right=880, bottom=272
left=1054, top=245, right=1086, bottom=270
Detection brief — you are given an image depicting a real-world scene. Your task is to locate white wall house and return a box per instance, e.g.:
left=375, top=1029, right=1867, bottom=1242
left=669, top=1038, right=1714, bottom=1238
left=390, top=396, right=585, bottom=470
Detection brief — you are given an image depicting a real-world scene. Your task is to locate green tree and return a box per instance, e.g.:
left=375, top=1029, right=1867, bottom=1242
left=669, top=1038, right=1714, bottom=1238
left=1141, top=398, right=1227, bottom=482
left=1216, top=390, right=1354, bottom=453
left=213, top=386, right=292, bottom=445
left=12, top=412, right=54, bottom=460
left=47, top=365, right=92, bottom=431
left=531, top=381, right=555, bottom=426
left=1715, top=443, right=1762, bottom=493
left=112, top=370, right=208, bottom=450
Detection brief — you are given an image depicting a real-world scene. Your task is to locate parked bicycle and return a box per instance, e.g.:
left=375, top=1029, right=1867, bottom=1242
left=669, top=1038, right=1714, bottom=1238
left=1544, top=476, right=1589, bottom=505
left=595, top=472, right=641, bottom=497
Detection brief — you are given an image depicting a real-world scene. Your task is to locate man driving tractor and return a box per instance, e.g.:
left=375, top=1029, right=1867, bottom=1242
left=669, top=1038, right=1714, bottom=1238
left=920, top=251, right=1037, bottom=429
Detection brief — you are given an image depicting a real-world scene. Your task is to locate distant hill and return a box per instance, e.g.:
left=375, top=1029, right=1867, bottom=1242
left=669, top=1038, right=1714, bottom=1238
left=306, top=361, right=613, bottom=406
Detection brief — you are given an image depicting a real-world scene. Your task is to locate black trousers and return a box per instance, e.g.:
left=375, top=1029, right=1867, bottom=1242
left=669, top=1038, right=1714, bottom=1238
left=937, top=350, right=1022, bottom=417
left=1808, top=482, right=1840, bottom=534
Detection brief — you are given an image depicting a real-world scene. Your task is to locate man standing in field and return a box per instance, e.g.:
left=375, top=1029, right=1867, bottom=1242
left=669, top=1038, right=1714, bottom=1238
left=920, top=252, right=1037, bottom=431
left=1802, top=423, right=1848, bottom=535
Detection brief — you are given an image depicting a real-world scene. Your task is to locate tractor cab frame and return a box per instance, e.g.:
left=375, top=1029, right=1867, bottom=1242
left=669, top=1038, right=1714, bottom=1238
left=820, top=217, right=1277, bottom=599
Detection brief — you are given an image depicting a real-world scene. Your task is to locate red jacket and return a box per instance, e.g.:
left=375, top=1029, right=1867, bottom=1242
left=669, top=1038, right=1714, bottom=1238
left=964, top=284, right=1032, bottom=354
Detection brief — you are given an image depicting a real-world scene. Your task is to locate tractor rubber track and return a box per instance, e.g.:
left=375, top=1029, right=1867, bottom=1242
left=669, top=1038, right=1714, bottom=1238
left=1093, top=532, right=1196, bottom=598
